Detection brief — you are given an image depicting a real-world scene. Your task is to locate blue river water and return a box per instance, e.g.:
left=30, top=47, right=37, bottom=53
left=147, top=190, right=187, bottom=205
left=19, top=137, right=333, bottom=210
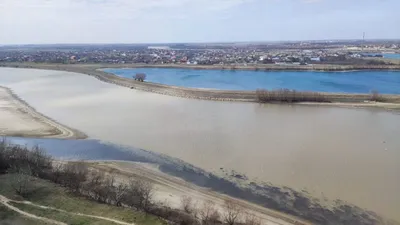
left=104, top=68, right=400, bottom=94
left=383, top=53, right=400, bottom=59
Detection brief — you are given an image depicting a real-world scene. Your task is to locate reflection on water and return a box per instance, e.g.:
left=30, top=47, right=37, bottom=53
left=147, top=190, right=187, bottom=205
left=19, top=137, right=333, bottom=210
left=1, top=67, right=400, bottom=220
left=7, top=137, right=141, bottom=161
left=6, top=137, right=179, bottom=167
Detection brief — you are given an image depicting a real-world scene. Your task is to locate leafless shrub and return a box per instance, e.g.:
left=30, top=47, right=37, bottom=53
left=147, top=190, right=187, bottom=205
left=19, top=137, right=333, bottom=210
left=199, top=200, right=220, bottom=225
left=0, top=138, right=8, bottom=173
left=134, top=73, right=146, bottom=82
left=29, top=145, right=52, bottom=177
left=0, top=141, right=52, bottom=177
left=111, top=182, right=128, bottom=206
left=181, top=196, right=196, bottom=214
left=370, top=90, right=386, bottom=102
left=223, top=200, right=242, bottom=225
left=60, top=161, right=89, bottom=193
left=244, top=213, right=261, bottom=225
left=125, top=179, right=154, bottom=212
left=84, top=171, right=105, bottom=200
left=9, top=166, right=33, bottom=197
left=98, top=176, right=116, bottom=204
left=256, top=89, right=328, bottom=103
left=49, top=163, right=64, bottom=184
left=150, top=204, right=199, bottom=225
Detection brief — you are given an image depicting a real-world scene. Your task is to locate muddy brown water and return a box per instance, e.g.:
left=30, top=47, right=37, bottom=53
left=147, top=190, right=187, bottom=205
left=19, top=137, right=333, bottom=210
left=1, top=68, right=399, bottom=220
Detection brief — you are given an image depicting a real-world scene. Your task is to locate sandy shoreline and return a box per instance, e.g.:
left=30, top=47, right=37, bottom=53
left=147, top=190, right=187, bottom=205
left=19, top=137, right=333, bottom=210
left=91, top=161, right=306, bottom=225
left=0, top=86, right=86, bottom=139
left=1, top=63, right=400, bottom=111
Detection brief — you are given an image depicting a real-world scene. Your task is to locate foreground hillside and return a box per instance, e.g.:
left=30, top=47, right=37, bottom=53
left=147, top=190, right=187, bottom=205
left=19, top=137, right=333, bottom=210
left=0, top=174, right=162, bottom=225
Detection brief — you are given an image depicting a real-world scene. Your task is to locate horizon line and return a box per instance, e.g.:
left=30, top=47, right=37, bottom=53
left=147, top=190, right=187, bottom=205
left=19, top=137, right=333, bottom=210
left=1, top=38, right=400, bottom=47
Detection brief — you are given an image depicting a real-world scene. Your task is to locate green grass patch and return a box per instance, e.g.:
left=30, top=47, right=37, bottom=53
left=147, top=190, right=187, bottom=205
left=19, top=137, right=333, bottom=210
left=0, top=204, right=48, bottom=225
left=10, top=202, right=117, bottom=225
left=0, top=174, right=162, bottom=225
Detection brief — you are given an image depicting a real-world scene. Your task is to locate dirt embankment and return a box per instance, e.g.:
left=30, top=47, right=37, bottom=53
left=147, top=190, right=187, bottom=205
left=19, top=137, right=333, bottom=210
left=1, top=63, right=400, bottom=110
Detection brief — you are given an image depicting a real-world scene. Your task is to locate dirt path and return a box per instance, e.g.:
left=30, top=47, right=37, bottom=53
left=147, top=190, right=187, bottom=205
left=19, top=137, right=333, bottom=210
left=0, top=86, right=86, bottom=139
left=0, top=195, right=134, bottom=225
left=0, top=195, right=66, bottom=225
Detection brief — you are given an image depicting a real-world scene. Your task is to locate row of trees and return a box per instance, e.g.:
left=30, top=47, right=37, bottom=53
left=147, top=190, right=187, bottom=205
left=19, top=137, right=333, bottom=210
left=180, top=196, right=261, bottom=225
left=256, top=89, right=328, bottom=103
left=255, top=89, right=388, bottom=103
left=49, top=161, right=155, bottom=212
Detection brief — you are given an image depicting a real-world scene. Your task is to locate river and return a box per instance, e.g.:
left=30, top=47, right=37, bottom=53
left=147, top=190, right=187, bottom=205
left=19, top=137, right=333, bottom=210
left=0, top=67, right=399, bottom=220
left=104, top=68, right=400, bottom=94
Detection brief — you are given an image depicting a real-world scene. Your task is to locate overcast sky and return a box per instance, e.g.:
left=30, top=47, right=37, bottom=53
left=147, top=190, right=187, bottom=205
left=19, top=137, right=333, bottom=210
left=0, top=0, right=399, bottom=44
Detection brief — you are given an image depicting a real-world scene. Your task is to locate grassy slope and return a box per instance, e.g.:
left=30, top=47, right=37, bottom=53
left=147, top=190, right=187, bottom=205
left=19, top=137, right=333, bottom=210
left=0, top=174, right=162, bottom=225
left=9, top=202, right=118, bottom=225
left=0, top=205, right=49, bottom=225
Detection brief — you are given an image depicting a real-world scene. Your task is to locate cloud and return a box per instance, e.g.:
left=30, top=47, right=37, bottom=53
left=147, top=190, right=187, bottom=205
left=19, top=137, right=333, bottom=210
left=0, top=0, right=255, bottom=23
left=0, top=0, right=398, bottom=44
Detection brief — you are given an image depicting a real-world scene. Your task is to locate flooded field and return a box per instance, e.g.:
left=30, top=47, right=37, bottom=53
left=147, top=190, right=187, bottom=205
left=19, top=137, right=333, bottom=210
left=1, top=67, right=399, bottom=220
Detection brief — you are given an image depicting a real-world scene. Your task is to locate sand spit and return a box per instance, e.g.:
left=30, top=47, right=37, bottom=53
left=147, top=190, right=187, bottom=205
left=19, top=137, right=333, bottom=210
left=0, top=86, right=86, bottom=139
left=1, top=63, right=400, bottom=111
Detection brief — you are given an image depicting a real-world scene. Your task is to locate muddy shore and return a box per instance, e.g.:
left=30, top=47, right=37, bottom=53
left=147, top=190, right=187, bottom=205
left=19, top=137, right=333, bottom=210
left=1, top=63, right=400, bottom=110
left=0, top=86, right=86, bottom=139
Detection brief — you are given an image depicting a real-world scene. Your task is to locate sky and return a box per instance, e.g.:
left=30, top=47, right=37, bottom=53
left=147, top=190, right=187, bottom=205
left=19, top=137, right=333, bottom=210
left=0, top=0, right=399, bottom=44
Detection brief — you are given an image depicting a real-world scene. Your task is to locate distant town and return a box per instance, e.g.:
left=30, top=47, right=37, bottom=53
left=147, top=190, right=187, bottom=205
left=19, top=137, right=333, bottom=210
left=0, top=40, right=399, bottom=66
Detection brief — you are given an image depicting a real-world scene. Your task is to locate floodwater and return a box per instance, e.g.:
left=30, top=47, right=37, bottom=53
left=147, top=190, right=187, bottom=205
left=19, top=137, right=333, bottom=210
left=1, top=68, right=399, bottom=220
left=104, top=68, right=400, bottom=94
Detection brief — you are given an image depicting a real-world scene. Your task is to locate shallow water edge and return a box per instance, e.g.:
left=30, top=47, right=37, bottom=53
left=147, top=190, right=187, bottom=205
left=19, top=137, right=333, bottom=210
left=5, top=137, right=399, bottom=225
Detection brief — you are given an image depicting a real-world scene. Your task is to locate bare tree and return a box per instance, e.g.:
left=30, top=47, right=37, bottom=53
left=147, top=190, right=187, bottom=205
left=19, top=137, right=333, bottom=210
left=134, top=73, right=146, bottom=82
left=29, top=145, right=52, bottom=177
left=49, top=163, right=64, bottom=184
left=199, top=200, right=220, bottom=225
left=181, top=195, right=195, bottom=214
left=62, top=161, right=88, bottom=193
left=370, top=90, right=385, bottom=102
left=223, top=199, right=242, bottom=225
left=111, top=183, right=128, bottom=206
left=85, top=171, right=105, bottom=201
left=10, top=166, right=33, bottom=197
left=126, top=179, right=154, bottom=212
left=244, top=213, right=261, bottom=225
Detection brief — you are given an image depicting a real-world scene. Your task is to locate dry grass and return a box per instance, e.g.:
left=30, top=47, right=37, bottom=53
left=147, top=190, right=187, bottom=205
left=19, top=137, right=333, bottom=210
left=256, top=89, right=330, bottom=103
